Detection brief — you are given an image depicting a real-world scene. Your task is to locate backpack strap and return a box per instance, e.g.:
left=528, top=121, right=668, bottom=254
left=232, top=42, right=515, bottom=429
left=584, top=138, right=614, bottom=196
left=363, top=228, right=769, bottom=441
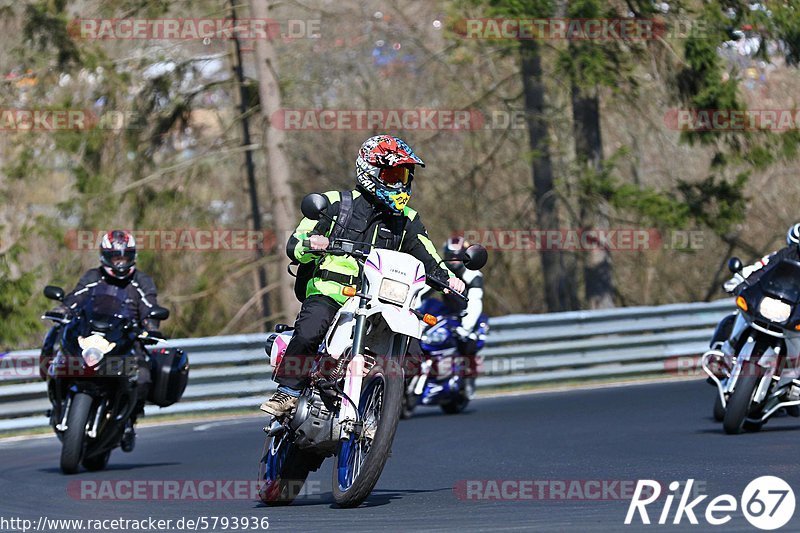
left=329, top=190, right=354, bottom=241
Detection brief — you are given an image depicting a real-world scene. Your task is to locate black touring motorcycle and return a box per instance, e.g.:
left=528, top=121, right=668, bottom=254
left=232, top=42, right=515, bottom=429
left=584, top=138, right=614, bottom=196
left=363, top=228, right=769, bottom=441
left=42, top=283, right=188, bottom=473
left=703, top=257, right=800, bottom=434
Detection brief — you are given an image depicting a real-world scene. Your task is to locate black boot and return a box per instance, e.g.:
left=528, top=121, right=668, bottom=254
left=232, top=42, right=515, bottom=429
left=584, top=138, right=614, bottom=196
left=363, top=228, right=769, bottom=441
left=121, top=401, right=144, bottom=452
left=120, top=420, right=136, bottom=452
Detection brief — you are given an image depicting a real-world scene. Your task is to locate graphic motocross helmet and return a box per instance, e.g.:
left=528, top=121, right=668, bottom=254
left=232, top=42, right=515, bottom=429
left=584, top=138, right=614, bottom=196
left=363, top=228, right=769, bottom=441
left=355, top=135, right=425, bottom=214
left=100, top=230, right=137, bottom=279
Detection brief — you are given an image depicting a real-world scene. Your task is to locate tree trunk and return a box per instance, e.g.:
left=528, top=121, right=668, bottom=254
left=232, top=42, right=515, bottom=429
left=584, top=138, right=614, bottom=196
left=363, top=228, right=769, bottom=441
left=520, top=40, right=578, bottom=312
left=230, top=0, right=271, bottom=329
left=571, top=83, right=614, bottom=309
left=249, top=0, right=300, bottom=321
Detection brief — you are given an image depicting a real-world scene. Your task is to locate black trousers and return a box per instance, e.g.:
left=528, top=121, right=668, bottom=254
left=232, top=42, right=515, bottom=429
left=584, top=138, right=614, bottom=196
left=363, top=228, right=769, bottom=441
left=275, top=295, right=341, bottom=389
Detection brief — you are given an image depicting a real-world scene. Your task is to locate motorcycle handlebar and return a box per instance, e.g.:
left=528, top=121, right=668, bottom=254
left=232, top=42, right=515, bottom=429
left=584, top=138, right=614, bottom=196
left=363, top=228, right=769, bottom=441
left=302, top=238, right=372, bottom=259
left=302, top=238, right=468, bottom=301
left=42, top=311, right=70, bottom=324
left=427, top=276, right=468, bottom=303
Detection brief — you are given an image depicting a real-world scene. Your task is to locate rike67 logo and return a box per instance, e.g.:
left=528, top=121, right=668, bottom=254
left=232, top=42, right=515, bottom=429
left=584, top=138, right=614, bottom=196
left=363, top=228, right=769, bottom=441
left=625, top=476, right=795, bottom=530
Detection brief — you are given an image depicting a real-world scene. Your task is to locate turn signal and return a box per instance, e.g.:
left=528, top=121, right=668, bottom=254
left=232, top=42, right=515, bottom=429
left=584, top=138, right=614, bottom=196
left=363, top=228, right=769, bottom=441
left=423, top=314, right=438, bottom=326
left=736, top=296, right=748, bottom=312
left=342, top=286, right=357, bottom=297
left=795, top=324, right=800, bottom=331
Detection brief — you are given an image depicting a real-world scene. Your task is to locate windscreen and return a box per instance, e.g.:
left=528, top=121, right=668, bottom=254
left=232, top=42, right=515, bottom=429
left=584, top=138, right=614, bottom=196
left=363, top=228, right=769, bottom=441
left=760, top=260, right=800, bottom=304
left=79, top=284, right=133, bottom=323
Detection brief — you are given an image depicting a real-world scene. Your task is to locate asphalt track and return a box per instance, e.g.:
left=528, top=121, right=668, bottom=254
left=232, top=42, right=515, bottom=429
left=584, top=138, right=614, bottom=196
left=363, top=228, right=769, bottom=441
left=3, top=379, right=800, bottom=532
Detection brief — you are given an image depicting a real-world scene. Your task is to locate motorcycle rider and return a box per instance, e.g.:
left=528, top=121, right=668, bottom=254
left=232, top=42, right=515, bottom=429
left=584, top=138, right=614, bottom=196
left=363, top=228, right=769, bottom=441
left=409, top=236, right=486, bottom=385
left=41, top=230, right=161, bottom=451
left=440, top=236, right=485, bottom=361
left=710, top=223, right=800, bottom=357
left=260, top=135, right=466, bottom=417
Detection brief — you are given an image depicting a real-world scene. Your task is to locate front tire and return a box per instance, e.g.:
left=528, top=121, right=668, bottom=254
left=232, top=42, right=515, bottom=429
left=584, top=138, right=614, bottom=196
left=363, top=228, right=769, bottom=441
left=440, top=377, right=474, bottom=415
left=400, top=392, right=416, bottom=419
left=258, top=433, right=317, bottom=506
left=332, top=357, right=403, bottom=508
left=440, top=396, right=469, bottom=414
left=723, top=362, right=762, bottom=435
left=60, top=393, right=93, bottom=474
left=82, top=450, right=111, bottom=472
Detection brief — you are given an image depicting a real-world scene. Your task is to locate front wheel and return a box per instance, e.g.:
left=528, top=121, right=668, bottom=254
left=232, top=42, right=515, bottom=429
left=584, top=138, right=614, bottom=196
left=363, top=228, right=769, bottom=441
left=82, top=450, right=111, bottom=471
left=440, top=377, right=475, bottom=415
left=258, top=432, right=317, bottom=506
left=332, top=357, right=403, bottom=508
left=400, top=391, right=416, bottom=419
left=723, top=362, right=762, bottom=435
left=60, top=393, right=93, bottom=474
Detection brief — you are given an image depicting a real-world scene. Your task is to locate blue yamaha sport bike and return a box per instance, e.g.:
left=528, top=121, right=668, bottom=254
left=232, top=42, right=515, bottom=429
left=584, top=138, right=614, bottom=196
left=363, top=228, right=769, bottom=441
left=401, top=298, right=488, bottom=418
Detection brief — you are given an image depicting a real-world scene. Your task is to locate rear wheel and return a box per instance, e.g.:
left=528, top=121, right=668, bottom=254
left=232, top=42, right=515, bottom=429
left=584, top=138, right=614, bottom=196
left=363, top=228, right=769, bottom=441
left=723, top=362, right=762, bottom=435
left=332, top=353, right=403, bottom=508
left=60, top=393, right=93, bottom=474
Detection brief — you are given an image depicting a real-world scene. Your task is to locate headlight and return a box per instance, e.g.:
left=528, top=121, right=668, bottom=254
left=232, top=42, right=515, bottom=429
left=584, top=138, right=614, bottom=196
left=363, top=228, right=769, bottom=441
left=81, top=347, right=105, bottom=367
left=759, top=297, right=792, bottom=323
left=378, top=279, right=409, bottom=306
left=422, top=325, right=449, bottom=345
left=78, top=334, right=116, bottom=367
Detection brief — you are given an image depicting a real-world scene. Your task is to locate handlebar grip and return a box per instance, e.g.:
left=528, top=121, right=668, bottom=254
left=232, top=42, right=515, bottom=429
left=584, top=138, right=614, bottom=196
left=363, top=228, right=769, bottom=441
left=427, top=277, right=469, bottom=302
left=42, top=312, right=70, bottom=323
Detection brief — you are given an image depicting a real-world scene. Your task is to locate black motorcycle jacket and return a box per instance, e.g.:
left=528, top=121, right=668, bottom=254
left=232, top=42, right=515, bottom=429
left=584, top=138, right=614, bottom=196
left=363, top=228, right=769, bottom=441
left=61, top=268, right=161, bottom=331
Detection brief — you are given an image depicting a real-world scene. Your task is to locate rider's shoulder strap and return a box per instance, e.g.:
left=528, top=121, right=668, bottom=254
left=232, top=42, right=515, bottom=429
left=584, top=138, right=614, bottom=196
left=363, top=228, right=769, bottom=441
left=330, top=189, right=354, bottom=241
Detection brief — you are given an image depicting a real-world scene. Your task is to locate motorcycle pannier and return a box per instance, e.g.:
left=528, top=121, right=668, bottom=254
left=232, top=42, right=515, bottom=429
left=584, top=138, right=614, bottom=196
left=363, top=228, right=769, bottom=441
left=148, top=348, right=189, bottom=407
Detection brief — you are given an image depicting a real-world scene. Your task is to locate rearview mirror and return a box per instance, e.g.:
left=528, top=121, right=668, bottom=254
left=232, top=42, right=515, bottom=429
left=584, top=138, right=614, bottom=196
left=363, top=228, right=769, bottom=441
left=149, top=306, right=170, bottom=321
left=44, top=285, right=65, bottom=301
left=463, top=244, right=488, bottom=271
left=728, top=257, right=743, bottom=274
left=300, top=193, right=330, bottom=220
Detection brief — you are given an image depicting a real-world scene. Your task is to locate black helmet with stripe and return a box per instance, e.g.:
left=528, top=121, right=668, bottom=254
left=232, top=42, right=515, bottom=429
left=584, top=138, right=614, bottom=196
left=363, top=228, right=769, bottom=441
left=100, top=230, right=137, bottom=279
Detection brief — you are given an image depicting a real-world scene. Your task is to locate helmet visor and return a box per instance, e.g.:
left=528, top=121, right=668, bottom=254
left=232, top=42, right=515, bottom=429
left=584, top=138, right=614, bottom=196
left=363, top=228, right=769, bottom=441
left=102, top=249, right=135, bottom=271
left=379, top=165, right=411, bottom=187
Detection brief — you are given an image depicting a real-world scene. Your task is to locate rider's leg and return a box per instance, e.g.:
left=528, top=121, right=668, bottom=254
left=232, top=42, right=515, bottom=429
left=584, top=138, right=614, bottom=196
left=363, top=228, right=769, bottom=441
left=456, top=336, right=478, bottom=378
left=40, top=325, right=61, bottom=381
left=710, top=313, right=737, bottom=351
left=261, top=295, right=340, bottom=416
left=122, top=347, right=150, bottom=452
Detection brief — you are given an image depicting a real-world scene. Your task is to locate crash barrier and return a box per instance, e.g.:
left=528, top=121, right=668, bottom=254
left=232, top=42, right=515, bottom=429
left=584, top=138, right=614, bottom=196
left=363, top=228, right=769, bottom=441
left=0, top=299, right=732, bottom=431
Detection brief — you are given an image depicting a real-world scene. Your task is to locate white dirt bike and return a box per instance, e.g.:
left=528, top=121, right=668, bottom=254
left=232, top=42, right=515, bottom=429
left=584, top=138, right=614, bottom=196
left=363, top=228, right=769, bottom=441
left=258, top=193, right=487, bottom=507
